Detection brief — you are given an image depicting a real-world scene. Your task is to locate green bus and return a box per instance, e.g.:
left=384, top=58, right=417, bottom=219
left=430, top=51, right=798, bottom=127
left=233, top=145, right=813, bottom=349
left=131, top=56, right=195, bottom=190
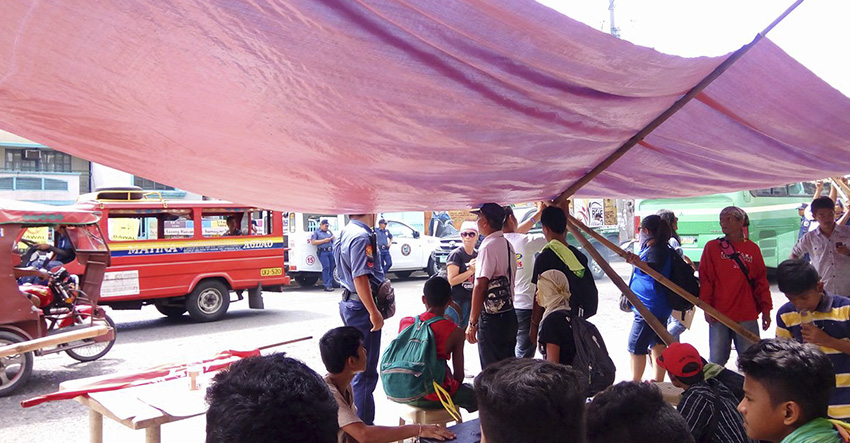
left=638, top=182, right=819, bottom=268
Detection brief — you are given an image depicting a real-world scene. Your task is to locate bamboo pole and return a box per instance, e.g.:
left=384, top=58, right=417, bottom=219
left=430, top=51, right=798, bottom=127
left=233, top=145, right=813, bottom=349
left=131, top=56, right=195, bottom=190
left=564, top=218, right=676, bottom=346
left=830, top=177, right=850, bottom=201
left=567, top=213, right=760, bottom=344
left=551, top=0, right=806, bottom=206
left=0, top=323, right=110, bottom=359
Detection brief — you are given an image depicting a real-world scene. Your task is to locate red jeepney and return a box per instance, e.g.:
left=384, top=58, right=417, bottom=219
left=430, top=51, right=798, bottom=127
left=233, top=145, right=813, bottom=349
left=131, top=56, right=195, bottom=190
left=74, top=189, right=290, bottom=322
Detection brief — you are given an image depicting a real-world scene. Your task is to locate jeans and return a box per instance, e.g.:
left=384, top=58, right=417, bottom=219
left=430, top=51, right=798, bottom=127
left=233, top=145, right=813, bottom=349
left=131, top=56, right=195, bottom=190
left=667, top=316, right=687, bottom=342
left=339, top=300, right=381, bottom=425
left=478, top=310, right=518, bottom=369
left=709, top=320, right=760, bottom=366
left=515, top=309, right=535, bottom=358
left=380, top=249, right=393, bottom=275
left=318, top=249, right=335, bottom=290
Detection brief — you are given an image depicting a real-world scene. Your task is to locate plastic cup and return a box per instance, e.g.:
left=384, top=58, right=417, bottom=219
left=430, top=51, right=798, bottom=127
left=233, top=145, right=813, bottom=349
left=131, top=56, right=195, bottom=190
left=800, top=309, right=813, bottom=325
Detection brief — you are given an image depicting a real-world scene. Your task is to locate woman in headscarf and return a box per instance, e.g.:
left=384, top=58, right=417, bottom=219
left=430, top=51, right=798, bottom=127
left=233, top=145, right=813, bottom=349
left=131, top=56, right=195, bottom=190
left=626, top=214, right=672, bottom=382
left=536, top=269, right=576, bottom=365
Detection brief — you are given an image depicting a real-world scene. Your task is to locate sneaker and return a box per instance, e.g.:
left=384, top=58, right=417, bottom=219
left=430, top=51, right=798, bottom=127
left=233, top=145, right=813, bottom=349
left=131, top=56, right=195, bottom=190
left=324, top=288, right=335, bottom=292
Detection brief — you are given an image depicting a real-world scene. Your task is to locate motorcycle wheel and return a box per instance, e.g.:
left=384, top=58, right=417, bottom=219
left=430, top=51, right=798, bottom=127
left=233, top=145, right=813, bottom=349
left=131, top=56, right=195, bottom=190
left=0, top=331, right=34, bottom=397
left=65, top=314, right=116, bottom=362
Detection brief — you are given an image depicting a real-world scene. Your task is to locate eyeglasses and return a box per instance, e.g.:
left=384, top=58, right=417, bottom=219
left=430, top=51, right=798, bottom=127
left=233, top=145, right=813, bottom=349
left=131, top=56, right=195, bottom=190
left=460, top=232, right=477, bottom=238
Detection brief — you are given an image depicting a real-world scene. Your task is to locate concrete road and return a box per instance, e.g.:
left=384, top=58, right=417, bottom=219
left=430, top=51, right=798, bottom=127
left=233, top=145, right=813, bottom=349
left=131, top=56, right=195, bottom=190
left=0, top=263, right=788, bottom=442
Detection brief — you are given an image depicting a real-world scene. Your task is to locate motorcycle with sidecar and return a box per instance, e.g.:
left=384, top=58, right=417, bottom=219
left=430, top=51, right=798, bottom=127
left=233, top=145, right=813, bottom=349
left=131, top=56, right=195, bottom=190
left=0, top=200, right=115, bottom=397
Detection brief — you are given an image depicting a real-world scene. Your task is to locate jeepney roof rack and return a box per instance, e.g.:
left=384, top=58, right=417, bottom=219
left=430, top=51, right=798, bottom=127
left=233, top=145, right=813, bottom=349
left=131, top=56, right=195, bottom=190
left=77, top=186, right=165, bottom=203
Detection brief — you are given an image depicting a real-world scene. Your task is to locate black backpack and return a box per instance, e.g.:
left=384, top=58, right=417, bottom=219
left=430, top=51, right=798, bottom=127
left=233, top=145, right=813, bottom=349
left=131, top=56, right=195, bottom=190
left=664, top=246, right=699, bottom=311
left=557, top=246, right=599, bottom=319
left=565, top=311, right=615, bottom=396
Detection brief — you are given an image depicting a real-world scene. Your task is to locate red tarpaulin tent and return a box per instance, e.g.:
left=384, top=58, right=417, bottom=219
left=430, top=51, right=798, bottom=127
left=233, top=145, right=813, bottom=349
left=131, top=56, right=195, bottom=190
left=1, top=1, right=848, bottom=212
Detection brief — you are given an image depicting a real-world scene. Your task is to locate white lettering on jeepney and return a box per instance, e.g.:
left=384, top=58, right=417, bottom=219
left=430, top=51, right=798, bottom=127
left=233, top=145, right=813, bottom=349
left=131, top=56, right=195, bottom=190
left=243, top=240, right=273, bottom=249
left=127, top=245, right=179, bottom=255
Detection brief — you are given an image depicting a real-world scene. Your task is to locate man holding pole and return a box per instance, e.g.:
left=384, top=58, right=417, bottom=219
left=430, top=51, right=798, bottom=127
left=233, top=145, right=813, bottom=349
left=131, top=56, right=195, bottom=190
left=698, top=206, right=772, bottom=366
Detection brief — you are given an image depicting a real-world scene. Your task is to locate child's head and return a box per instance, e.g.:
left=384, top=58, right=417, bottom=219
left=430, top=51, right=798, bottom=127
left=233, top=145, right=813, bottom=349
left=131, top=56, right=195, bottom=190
left=776, top=259, right=824, bottom=313
left=737, top=339, right=835, bottom=442
left=423, top=276, right=452, bottom=308
left=319, top=326, right=366, bottom=375
left=811, top=196, right=836, bottom=226
left=656, top=342, right=704, bottom=388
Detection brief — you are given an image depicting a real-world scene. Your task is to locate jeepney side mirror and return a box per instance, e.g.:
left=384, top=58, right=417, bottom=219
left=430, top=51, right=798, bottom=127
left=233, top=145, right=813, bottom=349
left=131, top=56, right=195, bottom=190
left=413, top=231, right=420, bottom=239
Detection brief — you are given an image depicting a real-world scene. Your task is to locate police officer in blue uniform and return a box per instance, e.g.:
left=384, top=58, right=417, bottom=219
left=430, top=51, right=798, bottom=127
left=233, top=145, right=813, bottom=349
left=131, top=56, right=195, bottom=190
left=310, top=219, right=336, bottom=291
left=375, top=219, right=393, bottom=275
left=333, top=213, right=385, bottom=425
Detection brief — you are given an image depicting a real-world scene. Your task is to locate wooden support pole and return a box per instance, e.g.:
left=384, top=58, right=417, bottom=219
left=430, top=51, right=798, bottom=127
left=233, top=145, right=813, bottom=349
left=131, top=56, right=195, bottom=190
left=565, top=217, right=676, bottom=346
left=567, top=213, right=760, bottom=344
left=830, top=177, right=850, bottom=201
left=0, top=323, right=110, bottom=359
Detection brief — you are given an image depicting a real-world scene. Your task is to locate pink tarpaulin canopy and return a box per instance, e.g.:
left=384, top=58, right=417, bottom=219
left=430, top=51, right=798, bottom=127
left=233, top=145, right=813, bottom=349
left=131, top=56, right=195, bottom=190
left=1, top=1, right=849, bottom=212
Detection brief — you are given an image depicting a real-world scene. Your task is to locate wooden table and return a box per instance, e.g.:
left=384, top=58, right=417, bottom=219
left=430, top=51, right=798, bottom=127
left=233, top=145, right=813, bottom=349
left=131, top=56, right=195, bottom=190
left=60, top=371, right=214, bottom=443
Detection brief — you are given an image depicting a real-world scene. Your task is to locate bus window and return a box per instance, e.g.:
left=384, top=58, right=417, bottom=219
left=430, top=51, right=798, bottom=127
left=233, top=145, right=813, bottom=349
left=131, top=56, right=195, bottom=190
left=108, top=217, right=158, bottom=241
left=303, top=214, right=340, bottom=232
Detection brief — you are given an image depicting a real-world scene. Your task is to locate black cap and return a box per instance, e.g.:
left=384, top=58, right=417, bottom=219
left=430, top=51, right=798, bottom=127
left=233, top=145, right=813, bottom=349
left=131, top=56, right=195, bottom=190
left=797, top=203, right=808, bottom=210
left=378, top=219, right=387, bottom=225
left=472, top=203, right=506, bottom=226
left=320, top=219, right=329, bottom=225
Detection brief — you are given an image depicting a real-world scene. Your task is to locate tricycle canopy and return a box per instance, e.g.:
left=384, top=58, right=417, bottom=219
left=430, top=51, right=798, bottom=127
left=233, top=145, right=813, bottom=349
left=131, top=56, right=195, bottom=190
left=0, top=199, right=101, bottom=226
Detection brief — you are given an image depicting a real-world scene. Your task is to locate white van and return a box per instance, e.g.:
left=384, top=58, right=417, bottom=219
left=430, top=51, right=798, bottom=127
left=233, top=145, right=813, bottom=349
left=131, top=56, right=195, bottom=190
left=283, top=213, right=441, bottom=286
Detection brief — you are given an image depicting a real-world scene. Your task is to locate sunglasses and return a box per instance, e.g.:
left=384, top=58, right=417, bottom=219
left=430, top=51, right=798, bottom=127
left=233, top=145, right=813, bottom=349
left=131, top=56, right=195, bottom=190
left=460, top=232, right=477, bottom=238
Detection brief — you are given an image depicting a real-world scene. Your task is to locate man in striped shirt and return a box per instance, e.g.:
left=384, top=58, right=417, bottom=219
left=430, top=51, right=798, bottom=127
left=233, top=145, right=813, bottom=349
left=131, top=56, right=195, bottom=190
left=775, top=259, right=850, bottom=421
left=657, top=342, right=753, bottom=443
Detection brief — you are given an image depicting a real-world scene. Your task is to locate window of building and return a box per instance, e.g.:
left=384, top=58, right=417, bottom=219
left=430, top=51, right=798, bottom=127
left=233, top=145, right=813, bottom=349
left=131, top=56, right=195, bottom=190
left=133, top=176, right=175, bottom=191
left=4, top=148, right=72, bottom=172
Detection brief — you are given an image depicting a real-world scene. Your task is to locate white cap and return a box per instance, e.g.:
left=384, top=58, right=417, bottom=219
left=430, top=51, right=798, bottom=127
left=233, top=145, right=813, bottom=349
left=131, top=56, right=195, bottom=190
left=460, top=220, right=478, bottom=233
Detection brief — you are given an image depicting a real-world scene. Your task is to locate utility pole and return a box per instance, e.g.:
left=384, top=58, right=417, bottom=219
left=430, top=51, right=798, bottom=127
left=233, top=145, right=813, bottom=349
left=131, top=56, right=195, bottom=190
left=608, top=0, right=620, bottom=38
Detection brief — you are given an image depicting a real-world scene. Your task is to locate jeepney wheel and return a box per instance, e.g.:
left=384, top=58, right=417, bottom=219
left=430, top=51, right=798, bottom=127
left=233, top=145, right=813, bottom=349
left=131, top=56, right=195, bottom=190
left=0, top=331, right=33, bottom=397
left=295, top=275, right=319, bottom=287
left=66, top=314, right=116, bottom=362
left=154, top=301, right=187, bottom=318
left=187, top=280, right=230, bottom=322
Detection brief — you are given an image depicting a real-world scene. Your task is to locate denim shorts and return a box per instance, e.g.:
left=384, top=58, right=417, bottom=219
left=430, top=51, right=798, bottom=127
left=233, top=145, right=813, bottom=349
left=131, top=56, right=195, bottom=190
left=628, top=312, right=669, bottom=355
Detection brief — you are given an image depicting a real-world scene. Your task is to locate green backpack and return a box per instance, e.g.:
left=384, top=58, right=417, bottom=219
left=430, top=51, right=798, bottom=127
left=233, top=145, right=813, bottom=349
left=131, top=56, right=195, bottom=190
left=380, top=316, right=447, bottom=404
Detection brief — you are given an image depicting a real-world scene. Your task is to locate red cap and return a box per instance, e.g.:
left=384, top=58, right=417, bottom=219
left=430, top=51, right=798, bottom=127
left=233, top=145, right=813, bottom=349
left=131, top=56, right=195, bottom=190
left=657, top=343, right=703, bottom=379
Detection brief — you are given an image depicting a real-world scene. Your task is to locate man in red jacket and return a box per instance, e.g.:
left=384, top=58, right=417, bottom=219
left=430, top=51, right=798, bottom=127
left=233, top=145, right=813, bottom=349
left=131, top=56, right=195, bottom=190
left=699, top=206, right=772, bottom=366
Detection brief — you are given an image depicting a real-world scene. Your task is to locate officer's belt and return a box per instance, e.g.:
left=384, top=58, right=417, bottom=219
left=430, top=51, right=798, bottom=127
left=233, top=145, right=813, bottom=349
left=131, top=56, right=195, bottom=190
left=341, top=288, right=361, bottom=303
left=379, top=246, right=390, bottom=251
left=317, top=247, right=332, bottom=252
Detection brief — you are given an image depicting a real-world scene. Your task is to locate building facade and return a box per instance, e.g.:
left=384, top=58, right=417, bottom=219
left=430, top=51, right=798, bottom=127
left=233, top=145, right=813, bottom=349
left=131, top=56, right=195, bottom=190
left=0, top=130, right=199, bottom=204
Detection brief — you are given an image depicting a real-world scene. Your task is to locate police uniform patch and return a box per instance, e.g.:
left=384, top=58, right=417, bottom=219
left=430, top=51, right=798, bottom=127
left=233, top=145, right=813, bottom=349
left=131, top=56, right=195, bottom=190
left=365, top=244, right=374, bottom=268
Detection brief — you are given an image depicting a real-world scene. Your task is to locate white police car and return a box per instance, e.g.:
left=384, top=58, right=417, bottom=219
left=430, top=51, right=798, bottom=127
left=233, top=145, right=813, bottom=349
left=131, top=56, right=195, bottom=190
left=285, top=213, right=440, bottom=287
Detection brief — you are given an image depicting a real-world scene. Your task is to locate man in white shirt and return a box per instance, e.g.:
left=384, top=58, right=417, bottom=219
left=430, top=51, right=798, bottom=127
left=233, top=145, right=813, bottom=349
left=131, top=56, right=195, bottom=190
left=503, top=203, right=547, bottom=358
left=791, top=196, right=850, bottom=297
left=466, top=203, right=518, bottom=369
